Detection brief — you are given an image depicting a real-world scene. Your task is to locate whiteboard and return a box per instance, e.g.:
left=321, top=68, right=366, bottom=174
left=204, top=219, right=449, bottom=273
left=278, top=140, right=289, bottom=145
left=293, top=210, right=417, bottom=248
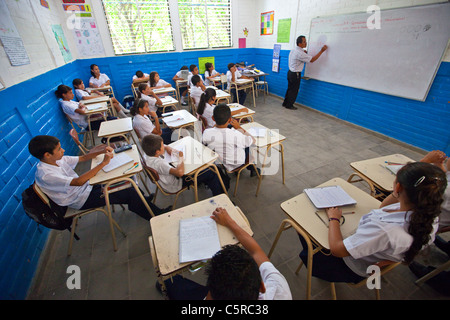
left=304, top=3, right=450, bottom=101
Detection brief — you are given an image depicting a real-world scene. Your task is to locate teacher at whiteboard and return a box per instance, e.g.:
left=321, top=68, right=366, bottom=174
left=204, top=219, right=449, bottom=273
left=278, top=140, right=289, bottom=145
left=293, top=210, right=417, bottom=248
left=283, top=36, right=328, bottom=110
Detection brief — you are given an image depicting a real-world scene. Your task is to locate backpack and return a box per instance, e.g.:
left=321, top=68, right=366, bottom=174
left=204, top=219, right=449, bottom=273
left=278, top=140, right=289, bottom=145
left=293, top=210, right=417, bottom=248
left=21, top=184, right=74, bottom=233
left=122, top=95, right=135, bottom=110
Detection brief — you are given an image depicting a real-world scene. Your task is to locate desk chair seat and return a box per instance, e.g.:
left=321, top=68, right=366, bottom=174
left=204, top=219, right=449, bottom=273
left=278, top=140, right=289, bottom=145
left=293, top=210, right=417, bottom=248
left=255, top=80, right=268, bottom=102
left=220, top=74, right=228, bottom=92
left=143, top=164, right=189, bottom=209
left=33, top=183, right=126, bottom=256
left=225, top=160, right=262, bottom=197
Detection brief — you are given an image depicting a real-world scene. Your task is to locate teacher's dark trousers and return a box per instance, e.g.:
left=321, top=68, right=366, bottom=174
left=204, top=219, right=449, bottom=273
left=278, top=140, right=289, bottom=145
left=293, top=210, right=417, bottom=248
left=283, top=70, right=301, bottom=108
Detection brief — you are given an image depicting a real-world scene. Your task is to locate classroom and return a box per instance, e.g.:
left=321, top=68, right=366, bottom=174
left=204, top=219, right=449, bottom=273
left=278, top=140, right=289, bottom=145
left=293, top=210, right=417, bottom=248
left=0, top=0, right=449, bottom=302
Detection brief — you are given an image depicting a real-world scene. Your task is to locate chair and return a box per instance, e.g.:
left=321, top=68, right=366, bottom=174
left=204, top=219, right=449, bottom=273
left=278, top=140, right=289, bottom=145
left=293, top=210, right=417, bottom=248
left=33, top=183, right=126, bottom=256
left=70, top=129, right=107, bottom=155
left=197, top=114, right=207, bottom=133
left=225, top=160, right=262, bottom=197
left=142, top=164, right=189, bottom=209
left=255, top=80, right=268, bottom=102
left=220, top=74, right=228, bottom=92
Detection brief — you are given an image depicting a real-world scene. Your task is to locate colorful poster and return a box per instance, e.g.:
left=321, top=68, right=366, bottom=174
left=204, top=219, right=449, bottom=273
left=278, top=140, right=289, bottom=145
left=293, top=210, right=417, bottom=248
left=239, top=38, right=246, bottom=48
left=51, top=24, right=72, bottom=63
left=277, top=18, right=291, bottom=43
left=261, top=11, right=274, bottom=35
left=198, top=57, right=215, bottom=74
left=72, top=18, right=105, bottom=57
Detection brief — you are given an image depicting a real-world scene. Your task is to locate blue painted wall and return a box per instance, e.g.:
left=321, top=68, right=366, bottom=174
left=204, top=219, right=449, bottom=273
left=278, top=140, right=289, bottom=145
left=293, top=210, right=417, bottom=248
left=0, top=47, right=448, bottom=299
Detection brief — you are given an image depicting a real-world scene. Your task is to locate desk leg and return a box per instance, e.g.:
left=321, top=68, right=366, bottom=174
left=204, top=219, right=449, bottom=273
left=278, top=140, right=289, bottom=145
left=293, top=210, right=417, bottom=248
left=208, top=164, right=229, bottom=197
left=251, top=83, right=256, bottom=108
left=149, top=236, right=169, bottom=300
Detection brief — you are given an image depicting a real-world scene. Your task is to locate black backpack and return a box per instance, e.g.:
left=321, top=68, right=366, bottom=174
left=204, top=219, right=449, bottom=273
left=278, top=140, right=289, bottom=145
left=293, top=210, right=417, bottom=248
left=21, top=184, right=75, bottom=235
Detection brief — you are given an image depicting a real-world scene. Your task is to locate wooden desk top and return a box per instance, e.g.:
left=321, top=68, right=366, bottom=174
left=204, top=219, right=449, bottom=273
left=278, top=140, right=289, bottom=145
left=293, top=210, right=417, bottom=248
left=241, top=122, right=286, bottom=148
left=168, top=136, right=218, bottom=175
left=153, top=87, right=176, bottom=94
left=280, top=177, right=381, bottom=250
left=84, top=102, right=108, bottom=114
left=161, top=110, right=197, bottom=128
left=90, top=144, right=142, bottom=185
left=87, top=85, right=112, bottom=92
left=350, top=154, right=415, bottom=191
left=228, top=103, right=255, bottom=118
left=150, top=193, right=253, bottom=275
left=82, top=96, right=111, bottom=105
left=98, top=117, right=133, bottom=137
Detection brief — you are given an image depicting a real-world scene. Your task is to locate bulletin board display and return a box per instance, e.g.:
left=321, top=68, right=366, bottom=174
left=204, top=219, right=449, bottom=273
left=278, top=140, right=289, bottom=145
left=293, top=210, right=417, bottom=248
left=260, top=11, right=274, bottom=35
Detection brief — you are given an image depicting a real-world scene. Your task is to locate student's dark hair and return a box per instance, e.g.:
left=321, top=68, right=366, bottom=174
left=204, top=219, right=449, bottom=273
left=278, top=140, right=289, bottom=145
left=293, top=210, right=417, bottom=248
left=227, top=63, right=235, bottom=70
left=130, top=98, right=148, bottom=116
left=212, top=103, right=231, bottom=125
left=135, top=70, right=144, bottom=78
left=296, top=35, right=306, bottom=46
left=72, top=78, right=83, bottom=87
left=141, top=134, right=163, bottom=157
left=191, top=74, right=201, bottom=87
left=28, top=135, right=60, bottom=160
left=55, top=84, right=72, bottom=99
left=396, top=162, right=447, bottom=264
left=206, top=245, right=261, bottom=300
left=189, top=64, right=197, bottom=72
left=90, top=64, right=98, bottom=77
left=180, top=65, right=188, bottom=70
left=149, top=71, right=158, bottom=87
left=205, top=62, right=213, bottom=72
left=197, top=88, right=216, bottom=116
left=136, top=83, right=149, bottom=99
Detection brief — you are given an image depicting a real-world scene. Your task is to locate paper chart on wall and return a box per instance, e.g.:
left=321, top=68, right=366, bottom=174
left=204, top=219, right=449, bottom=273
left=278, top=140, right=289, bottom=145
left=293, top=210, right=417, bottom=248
left=72, top=18, right=105, bottom=57
left=52, top=24, right=73, bottom=63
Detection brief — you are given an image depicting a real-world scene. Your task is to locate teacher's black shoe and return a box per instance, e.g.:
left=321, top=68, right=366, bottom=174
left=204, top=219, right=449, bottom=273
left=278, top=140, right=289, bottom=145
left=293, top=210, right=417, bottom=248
left=285, top=105, right=298, bottom=110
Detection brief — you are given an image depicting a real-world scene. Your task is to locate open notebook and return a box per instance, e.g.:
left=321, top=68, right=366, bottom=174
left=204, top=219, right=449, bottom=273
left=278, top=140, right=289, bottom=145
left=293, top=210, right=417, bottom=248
left=102, top=152, right=134, bottom=173
left=304, top=185, right=357, bottom=209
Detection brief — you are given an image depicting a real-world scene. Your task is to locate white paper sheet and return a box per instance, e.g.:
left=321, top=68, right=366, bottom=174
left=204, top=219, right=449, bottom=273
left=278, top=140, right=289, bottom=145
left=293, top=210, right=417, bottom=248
left=304, top=185, right=357, bottom=209
left=102, top=153, right=134, bottom=172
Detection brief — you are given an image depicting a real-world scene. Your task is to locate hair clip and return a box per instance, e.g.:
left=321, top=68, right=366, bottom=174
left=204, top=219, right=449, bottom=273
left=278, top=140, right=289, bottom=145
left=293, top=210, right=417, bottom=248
left=414, top=176, right=426, bottom=187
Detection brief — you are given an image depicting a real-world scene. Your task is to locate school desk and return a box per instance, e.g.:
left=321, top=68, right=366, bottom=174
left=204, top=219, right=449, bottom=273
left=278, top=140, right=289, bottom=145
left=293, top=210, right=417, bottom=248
left=230, top=78, right=256, bottom=108
left=153, top=86, right=179, bottom=101
left=215, top=88, right=231, bottom=104
left=97, top=117, right=136, bottom=146
left=348, top=154, right=415, bottom=199
left=148, top=193, right=253, bottom=299
left=161, top=109, right=198, bottom=140
left=84, top=102, right=108, bottom=147
left=167, top=136, right=229, bottom=202
left=228, top=103, right=255, bottom=123
left=86, top=85, right=115, bottom=98
left=241, top=121, right=286, bottom=184
left=268, top=177, right=381, bottom=299
left=83, top=96, right=116, bottom=117
left=175, top=79, right=188, bottom=108
left=89, top=145, right=154, bottom=251
left=159, top=95, right=179, bottom=113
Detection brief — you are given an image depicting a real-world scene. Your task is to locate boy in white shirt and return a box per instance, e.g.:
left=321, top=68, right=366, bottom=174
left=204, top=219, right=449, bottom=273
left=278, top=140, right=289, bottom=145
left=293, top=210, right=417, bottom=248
left=202, top=104, right=259, bottom=176
left=226, top=63, right=253, bottom=105
left=28, top=135, right=170, bottom=220
left=189, top=75, right=204, bottom=107
left=187, top=64, right=206, bottom=90
left=132, top=70, right=149, bottom=84
left=172, top=66, right=192, bottom=106
left=141, top=135, right=225, bottom=196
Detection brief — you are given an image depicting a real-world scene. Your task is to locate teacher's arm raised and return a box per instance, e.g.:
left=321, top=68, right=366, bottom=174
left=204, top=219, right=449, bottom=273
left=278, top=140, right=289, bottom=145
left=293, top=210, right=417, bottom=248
left=310, top=45, right=328, bottom=63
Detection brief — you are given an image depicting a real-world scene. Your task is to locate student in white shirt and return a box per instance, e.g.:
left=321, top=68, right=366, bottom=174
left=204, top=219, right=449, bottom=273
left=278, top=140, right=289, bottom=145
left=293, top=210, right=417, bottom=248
left=141, top=134, right=225, bottom=196
left=72, top=78, right=128, bottom=118
left=132, top=70, right=149, bottom=84
left=189, top=75, right=204, bottom=108
left=158, top=207, right=292, bottom=300
left=28, top=135, right=170, bottom=220
left=149, top=71, right=171, bottom=90
left=89, top=64, right=111, bottom=88
left=172, top=66, right=191, bottom=106
left=204, top=62, right=222, bottom=86
left=55, top=85, right=114, bottom=131
left=202, top=104, right=258, bottom=176
left=131, top=98, right=172, bottom=145
left=298, top=162, right=447, bottom=283
left=187, top=64, right=206, bottom=91
left=226, top=63, right=253, bottom=105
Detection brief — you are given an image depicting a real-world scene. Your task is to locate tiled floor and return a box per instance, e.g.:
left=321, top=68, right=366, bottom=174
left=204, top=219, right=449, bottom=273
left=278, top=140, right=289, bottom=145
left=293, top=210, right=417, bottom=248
left=27, top=94, right=449, bottom=300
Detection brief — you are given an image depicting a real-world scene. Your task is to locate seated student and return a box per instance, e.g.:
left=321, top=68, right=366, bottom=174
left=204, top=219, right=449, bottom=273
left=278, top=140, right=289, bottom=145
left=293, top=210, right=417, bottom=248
left=72, top=78, right=128, bottom=117
left=28, top=135, right=170, bottom=221
left=89, top=64, right=111, bottom=88
left=136, top=83, right=163, bottom=113
left=132, top=70, right=149, bottom=84
left=204, top=62, right=223, bottom=86
left=149, top=71, right=171, bottom=90
left=141, top=135, right=226, bottom=196
left=55, top=85, right=115, bottom=131
left=297, top=162, right=446, bottom=284
left=158, top=207, right=292, bottom=300
left=202, top=104, right=258, bottom=176
left=131, top=98, right=172, bottom=145
left=187, top=64, right=206, bottom=91
left=226, top=62, right=254, bottom=105
left=189, top=75, right=204, bottom=108
left=172, top=65, right=191, bottom=106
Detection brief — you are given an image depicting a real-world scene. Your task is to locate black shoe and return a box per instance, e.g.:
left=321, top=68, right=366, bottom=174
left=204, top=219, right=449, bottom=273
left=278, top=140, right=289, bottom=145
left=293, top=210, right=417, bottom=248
left=285, top=105, right=298, bottom=110
left=250, top=167, right=261, bottom=177
left=181, top=102, right=188, bottom=106
left=434, top=235, right=450, bottom=257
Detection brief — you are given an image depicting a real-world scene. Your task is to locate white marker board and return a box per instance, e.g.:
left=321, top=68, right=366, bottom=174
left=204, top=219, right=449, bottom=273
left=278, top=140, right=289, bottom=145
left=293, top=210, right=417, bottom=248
left=304, top=3, right=450, bottom=101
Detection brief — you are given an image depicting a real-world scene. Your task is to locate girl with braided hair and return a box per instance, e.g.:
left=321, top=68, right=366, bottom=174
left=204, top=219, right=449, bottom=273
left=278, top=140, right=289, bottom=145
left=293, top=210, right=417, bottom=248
left=297, top=162, right=447, bottom=283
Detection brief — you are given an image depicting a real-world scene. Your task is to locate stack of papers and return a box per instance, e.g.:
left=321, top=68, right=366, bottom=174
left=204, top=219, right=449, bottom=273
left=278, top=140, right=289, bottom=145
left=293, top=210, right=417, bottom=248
left=304, top=185, right=357, bottom=209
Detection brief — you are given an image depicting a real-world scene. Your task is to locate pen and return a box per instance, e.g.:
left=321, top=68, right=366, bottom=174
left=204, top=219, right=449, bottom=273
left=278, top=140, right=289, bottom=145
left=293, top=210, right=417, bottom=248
left=123, top=162, right=139, bottom=174
left=342, top=211, right=355, bottom=214
left=384, top=161, right=404, bottom=165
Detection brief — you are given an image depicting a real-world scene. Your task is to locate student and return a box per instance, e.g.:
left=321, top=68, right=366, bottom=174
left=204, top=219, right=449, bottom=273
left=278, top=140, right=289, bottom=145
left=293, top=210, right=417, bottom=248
left=89, top=64, right=111, bottom=88
left=187, top=64, right=206, bottom=91
left=131, top=98, right=172, bottom=145
left=72, top=78, right=128, bottom=117
left=172, top=66, right=191, bottom=106
left=158, top=207, right=292, bottom=300
left=141, top=134, right=225, bottom=196
left=204, top=62, right=222, bottom=86
left=136, top=83, right=163, bottom=114
left=55, top=84, right=114, bottom=131
left=202, top=104, right=258, bottom=176
left=226, top=63, right=254, bottom=105
left=189, top=75, right=204, bottom=108
left=28, top=135, right=170, bottom=221
left=149, top=71, right=171, bottom=90
left=132, top=70, right=149, bottom=84
left=297, top=162, right=446, bottom=283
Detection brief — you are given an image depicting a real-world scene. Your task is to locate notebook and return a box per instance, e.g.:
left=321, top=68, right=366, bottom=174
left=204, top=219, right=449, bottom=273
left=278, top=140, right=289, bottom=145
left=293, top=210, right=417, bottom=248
left=304, top=185, right=357, bottom=209
left=247, top=127, right=266, bottom=137
left=179, top=216, right=221, bottom=263
left=102, top=152, right=134, bottom=173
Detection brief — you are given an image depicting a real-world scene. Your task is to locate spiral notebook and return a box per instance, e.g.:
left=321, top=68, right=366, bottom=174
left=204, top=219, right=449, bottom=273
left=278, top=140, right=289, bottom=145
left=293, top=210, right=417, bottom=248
left=304, top=185, right=357, bottom=209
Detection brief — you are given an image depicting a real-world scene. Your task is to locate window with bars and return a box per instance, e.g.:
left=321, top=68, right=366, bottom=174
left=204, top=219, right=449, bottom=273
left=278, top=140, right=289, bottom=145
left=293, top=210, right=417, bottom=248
left=101, top=0, right=175, bottom=54
left=177, top=0, right=232, bottom=49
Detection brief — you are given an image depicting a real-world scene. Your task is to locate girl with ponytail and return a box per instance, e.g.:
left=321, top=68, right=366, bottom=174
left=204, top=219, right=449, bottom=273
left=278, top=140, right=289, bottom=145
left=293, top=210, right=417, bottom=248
left=297, top=162, right=447, bottom=283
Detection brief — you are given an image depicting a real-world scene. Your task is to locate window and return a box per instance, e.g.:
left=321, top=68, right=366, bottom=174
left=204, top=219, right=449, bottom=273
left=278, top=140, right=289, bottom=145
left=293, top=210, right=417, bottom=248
left=102, top=0, right=175, bottom=54
left=178, top=0, right=232, bottom=50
